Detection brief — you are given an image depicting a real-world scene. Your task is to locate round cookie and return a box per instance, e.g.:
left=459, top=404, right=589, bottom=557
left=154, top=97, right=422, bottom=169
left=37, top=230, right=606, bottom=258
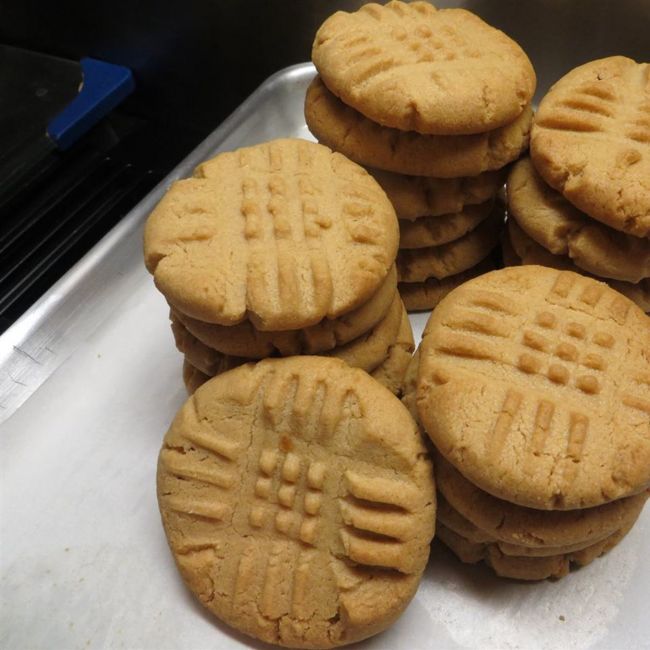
left=175, top=266, right=397, bottom=359
left=508, top=158, right=650, bottom=283
left=144, top=138, right=398, bottom=330
left=182, top=317, right=414, bottom=397
left=399, top=256, right=497, bottom=312
left=368, top=167, right=504, bottom=221
left=172, top=316, right=248, bottom=377
left=323, top=295, right=404, bottom=373
left=175, top=295, right=405, bottom=379
left=397, top=208, right=503, bottom=282
left=312, top=1, right=535, bottom=135
left=399, top=200, right=493, bottom=249
left=506, top=219, right=650, bottom=313
left=158, top=356, right=436, bottom=647
left=370, top=306, right=415, bottom=396
left=436, top=492, right=618, bottom=556
left=435, top=453, right=649, bottom=549
left=531, top=56, right=650, bottom=238
left=418, top=265, right=650, bottom=510
left=436, top=521, right=634, bottom=581
left=305, top=76, right=533, bottom=178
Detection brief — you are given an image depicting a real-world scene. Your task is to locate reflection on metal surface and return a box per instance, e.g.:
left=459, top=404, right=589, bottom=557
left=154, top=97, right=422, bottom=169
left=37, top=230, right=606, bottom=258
left=0, top=63, right=316, bottom=424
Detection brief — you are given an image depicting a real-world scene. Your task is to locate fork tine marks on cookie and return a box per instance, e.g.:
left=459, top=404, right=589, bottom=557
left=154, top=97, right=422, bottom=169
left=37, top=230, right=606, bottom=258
left=486, top=390, right=523, bottom=460
left=622, top=394, right=650, bottom=416
left=466, top=290, right=519, bottom=316
left=160, top=449, right=235, bottom=488
left=344, top=471, right=421, bottom=512
left=339, top=500, right=415, bottom=540
left=560, top=97, right=615, bottom=118
left=553, top=413, right=590, bottom=500
left=166, top=496, right=231, bottom=521
left=181, top=426, right=241, bottom=463
left=259, top=541, right=297, bottom=621
left=339, top=529, right=409, bottom=572
left=434, top=331, right=501, bottom=361
left=442, top=310, right=511, bottom=338
left=529, top=399, right=555, bottom=458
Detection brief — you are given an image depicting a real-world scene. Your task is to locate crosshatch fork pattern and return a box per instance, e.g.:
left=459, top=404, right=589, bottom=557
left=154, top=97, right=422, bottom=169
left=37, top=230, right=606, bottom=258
left=145, top=139, right=397, bottom=329
left=419, top=267, right=650, bottom=508
left=530, top=57, right=650, bottom=238
left=313, top=1, right=535, bottom=135
left=535, top=65, right=650, bottom=149
left=157, top=359, right=435, bottom=644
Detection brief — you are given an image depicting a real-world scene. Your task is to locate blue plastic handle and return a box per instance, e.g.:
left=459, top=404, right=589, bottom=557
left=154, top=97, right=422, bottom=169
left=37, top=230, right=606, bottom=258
left=47, top=58, right=135, bottom=150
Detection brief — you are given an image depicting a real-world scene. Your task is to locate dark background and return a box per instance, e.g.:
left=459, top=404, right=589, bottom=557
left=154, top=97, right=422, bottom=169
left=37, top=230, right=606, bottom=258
left=0, top=0, right=648, bottom=331
left=2, top=0, right=649, bottom=138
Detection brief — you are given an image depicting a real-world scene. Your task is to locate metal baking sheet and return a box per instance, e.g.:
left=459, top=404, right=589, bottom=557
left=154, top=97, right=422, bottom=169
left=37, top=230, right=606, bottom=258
left=1, top=63, right=648, bottom=650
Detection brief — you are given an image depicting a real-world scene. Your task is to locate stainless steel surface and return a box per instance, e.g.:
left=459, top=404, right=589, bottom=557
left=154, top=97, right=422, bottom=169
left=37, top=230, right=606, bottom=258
left=0, top=63, right=315, bottom=424
left=2, top=63, right=649, bottom=650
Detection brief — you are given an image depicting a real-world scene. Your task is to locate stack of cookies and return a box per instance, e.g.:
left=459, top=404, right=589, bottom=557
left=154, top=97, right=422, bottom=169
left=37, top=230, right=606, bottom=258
left=144, top=138, right=416, bottom=395
left=157, top=356, right=436, bottom=647
left=504, top=57, right=650, bottom=313
left=305, top=0, right=536, bottom=312
left=407, top=265, right=650, bottom=580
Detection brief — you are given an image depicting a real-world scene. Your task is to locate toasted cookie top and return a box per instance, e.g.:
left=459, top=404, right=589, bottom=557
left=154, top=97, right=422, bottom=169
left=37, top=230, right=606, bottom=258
left=158, top=356, right=435, bottom=647
left=305, top=76, right=533, bottom=177
left=531, top=57, right=650, bottom=237
left=508, top=157, right=650, bottom=283
left=418, top=265, right=650, bottom=510
left=312, top=1, right=535, bottom=135
left=144, top=138, right=398, bottom=330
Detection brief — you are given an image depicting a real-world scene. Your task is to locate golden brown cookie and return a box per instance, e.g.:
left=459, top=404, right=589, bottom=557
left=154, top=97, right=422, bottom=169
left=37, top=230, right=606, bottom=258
left=144, top=138, right=398, bottom=330
left=506, top=219, right=650, bottom=312
left=312, top=1, right=535, bottom=135
left=437, top=521, right=634, bottom=581
left=531, top=56, right=650, bottom=237
left=399, top=200, right=493, bottom=249
left=399, top=256, right=496, bottom=312
left=368, top=167, right=504, bottom=221
left=158, top=356, right=436, bottom=647
left=435, top=453, right=649, bottom=548
left=397, top=208, right=502, bottom=282
left=418, top=265, right=650, bottom=510
left=305, top=76, right=533, bottom=178
left=323, top=295, right=404, bottom=372
left=175, top=294, right=404, bottom=379
left=175, top=266, right=397, bottom=359
left=370, top=305, right=415, bottom=396
left=172, top=316, right=248, bottom=377
left=436, top=492, right=619, bottom=556
left=400, top=348, right=420, bottom=419
left=508, top=157, right=650, bottom=282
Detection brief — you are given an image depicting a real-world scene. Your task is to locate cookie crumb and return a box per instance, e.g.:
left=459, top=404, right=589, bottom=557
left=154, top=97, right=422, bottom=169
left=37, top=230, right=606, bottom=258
left=559, top=615, right=565, bottom=622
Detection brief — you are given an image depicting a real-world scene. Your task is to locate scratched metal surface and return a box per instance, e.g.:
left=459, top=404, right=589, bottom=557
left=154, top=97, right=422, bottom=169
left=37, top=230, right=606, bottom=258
left=1, top=64, right=648, bottom=650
